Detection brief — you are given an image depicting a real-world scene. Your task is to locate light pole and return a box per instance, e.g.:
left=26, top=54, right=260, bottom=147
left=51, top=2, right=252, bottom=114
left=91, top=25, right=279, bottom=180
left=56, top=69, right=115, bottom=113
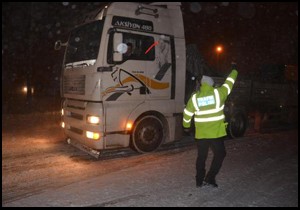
left=215, top=45, right=223, bottom=71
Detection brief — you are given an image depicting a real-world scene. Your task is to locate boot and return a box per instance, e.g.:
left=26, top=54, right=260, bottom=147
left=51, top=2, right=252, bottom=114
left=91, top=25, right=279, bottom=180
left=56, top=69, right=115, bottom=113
left=204, top=177, right=218, bottom=188
left=195, top=169, right=205, bottom=188
left=196, top=179, right=204, bottom=188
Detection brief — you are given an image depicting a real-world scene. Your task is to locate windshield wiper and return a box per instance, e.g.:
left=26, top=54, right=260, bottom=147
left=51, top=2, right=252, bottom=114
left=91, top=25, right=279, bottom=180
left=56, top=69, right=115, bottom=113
left=73, top=63, right=88, bottom=68
left=65, top=63, right=73, bottom=69
left=65, top=59, right=96, bottom=69
left=65, top=63, right=87, bottom=69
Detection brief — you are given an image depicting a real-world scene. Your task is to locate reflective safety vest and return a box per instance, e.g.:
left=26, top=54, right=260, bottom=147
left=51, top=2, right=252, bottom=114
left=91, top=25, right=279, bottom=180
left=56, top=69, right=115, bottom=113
left=183, top=70, right=238, bottom=139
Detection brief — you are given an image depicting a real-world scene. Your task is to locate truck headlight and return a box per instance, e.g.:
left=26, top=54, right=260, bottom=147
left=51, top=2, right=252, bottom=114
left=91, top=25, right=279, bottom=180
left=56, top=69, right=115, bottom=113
left=86, top=131, right=100, bottom=140
left=87, top=115, right=100, bottom=125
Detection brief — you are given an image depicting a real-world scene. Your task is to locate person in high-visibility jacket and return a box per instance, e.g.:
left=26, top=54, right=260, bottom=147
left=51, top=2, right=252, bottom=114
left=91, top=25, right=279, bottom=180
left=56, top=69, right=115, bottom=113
left=183, top=67, right=238, bottom=188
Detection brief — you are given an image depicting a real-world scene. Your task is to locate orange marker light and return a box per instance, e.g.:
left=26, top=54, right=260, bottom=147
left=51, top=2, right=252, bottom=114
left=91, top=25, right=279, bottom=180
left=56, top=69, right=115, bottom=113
left=126, top=122, right=133, bottom=130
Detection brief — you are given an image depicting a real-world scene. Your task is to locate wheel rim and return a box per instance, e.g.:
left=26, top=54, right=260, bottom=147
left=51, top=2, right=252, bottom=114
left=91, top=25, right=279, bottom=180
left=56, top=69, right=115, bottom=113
left=132, top=116, right=164, bottom=153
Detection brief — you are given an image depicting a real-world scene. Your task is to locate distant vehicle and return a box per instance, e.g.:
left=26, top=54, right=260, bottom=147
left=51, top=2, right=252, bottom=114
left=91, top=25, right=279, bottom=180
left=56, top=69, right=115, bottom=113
left=55, top=2, right=298, bottom=158
left=211, top=64, right=298, bottom=138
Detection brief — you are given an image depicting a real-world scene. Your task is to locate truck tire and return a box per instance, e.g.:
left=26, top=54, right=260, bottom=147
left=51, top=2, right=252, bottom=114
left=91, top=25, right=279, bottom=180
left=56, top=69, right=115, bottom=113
left=131, top=115, right=165, bottom=153
left=227, top=111, right=247, bottom=138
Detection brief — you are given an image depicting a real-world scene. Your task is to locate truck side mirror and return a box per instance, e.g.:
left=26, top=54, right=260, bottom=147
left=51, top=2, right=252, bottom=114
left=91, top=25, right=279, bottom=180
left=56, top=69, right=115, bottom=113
left=54, top=40, right=68, bottom=51
left=113, top=33, right=123, bottom=62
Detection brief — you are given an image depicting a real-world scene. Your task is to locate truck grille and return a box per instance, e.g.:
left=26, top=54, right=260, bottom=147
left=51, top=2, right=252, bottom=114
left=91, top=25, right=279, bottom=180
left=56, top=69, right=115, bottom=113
left=69, top=126, right=83, bottom=135
left=64, top=75, right=85, bottom=95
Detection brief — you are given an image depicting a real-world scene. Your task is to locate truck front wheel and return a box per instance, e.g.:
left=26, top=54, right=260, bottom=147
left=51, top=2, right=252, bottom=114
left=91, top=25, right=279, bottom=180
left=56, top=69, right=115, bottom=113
left=131, top=115, right=165, bottom=153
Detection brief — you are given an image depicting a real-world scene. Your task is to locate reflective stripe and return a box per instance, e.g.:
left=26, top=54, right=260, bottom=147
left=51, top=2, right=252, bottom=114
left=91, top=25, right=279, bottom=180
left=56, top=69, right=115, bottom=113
left=194, top=114, right=225, bottom=122
left=192, top=94, right=199, bottom=111
left=193, top=89, right=223, bottom=115
left=214, top=89, right=220, bottom=108
left=223, top=84, right=231, bottom=95
left=195, top=105, right=224, bottom=115
left=184, top=108, right=194, bottom=117
left=226, top=77, right=235, bottom=84
left=183, top=118, right=191, bottom=123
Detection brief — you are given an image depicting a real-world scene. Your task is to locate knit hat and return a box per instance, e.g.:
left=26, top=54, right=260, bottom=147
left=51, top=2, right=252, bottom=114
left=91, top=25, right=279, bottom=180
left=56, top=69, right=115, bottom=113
left=201, top=75, right=214, bottom=86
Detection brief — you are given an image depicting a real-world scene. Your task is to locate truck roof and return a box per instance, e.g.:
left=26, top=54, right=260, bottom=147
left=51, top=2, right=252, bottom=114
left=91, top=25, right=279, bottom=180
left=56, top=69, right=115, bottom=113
left=98, top=2, right=185, bottom=38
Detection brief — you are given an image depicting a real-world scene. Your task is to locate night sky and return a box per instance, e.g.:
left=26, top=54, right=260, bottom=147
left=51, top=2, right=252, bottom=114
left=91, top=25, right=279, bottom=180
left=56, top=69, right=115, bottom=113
left=2, top=2, right=298, bottom=96
left=181, top=2, right=298, bottom=74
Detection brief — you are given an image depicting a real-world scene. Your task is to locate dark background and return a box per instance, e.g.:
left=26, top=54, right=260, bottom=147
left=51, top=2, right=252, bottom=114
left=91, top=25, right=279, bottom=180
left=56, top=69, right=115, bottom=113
left=2, top=2, right=298, bottom=113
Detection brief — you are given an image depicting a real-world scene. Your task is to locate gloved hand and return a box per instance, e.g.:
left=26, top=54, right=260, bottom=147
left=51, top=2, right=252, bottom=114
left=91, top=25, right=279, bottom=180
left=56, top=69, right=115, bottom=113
left=183, top=128, right=191, bottom=136
left=231, top=62, right=237, bottom=70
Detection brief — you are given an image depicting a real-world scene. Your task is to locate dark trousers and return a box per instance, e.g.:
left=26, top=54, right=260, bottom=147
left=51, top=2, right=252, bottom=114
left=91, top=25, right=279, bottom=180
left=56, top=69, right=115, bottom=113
left=195, top=137, right=226, bottom=183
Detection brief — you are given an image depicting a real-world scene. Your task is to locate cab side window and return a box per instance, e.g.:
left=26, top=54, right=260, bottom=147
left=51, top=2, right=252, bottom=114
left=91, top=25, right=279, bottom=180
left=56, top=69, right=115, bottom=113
left=107, top=32, right=155, bottom=64
left=123, top=33, right=155, bottom=61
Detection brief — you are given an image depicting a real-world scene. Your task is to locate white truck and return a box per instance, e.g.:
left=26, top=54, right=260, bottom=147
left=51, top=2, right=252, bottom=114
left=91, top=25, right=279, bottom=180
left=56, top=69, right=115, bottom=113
left=56, top=2, right=187, bottom=158
left=55, top=2, right=298, bottom=158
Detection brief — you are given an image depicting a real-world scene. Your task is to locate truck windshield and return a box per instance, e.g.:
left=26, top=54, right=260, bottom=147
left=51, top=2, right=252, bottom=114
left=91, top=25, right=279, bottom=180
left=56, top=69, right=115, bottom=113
left=64, top=20, right=104, bottom=66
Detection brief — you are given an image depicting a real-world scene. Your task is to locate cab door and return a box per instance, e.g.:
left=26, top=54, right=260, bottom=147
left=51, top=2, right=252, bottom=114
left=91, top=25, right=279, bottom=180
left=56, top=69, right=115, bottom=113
left=146, top=34, right=173, bottom=99
left=103, top=30, right=156, bottom=135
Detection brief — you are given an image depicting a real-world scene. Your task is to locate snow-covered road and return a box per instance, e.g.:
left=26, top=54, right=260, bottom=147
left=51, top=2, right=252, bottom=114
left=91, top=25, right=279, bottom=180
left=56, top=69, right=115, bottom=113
left=2, top=113, right=298, bottom=207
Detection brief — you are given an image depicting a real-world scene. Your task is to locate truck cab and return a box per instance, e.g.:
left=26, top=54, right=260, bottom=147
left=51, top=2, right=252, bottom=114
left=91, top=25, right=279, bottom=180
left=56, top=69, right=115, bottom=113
left=58, top=2, right=186, bottom=157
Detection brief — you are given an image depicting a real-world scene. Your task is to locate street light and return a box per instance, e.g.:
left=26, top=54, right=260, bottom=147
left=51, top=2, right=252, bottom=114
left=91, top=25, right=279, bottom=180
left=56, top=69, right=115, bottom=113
left=215, top=45, right=223, bottom=71
left=22, top=86, right=34, bottom=94
left=216, top=45, right=223, bottom=54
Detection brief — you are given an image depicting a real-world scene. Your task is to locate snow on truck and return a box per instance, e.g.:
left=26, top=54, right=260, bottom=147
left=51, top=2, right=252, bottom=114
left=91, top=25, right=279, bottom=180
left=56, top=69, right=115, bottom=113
left=55, top=2, right=297, bottom=158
